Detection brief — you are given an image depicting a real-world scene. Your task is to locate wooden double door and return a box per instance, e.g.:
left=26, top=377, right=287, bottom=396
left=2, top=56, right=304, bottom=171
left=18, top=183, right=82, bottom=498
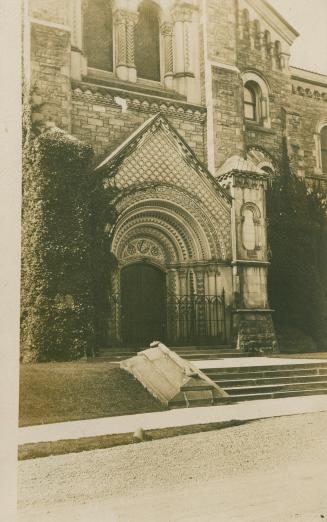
left=121, top=263, right=167, bottom=346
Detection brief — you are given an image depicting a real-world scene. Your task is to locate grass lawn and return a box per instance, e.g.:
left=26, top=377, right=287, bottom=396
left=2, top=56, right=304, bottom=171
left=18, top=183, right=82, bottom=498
left=19, top=360, right=167, bottom=427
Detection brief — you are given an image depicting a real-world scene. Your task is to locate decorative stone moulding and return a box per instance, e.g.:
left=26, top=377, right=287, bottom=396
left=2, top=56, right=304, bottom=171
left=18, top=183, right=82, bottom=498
left=71, top=81, right=207, bottom=122
left=292, top=84, right=327, bottom=102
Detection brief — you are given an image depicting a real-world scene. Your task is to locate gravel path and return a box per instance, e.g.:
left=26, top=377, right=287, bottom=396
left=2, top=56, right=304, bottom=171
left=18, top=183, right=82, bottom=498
left=18, top=411, right=327, bottom=521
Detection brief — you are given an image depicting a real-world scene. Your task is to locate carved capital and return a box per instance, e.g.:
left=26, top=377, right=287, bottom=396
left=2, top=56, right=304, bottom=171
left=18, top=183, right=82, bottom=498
left=114, top=9, right=138, bottom=26
left=114, top=9, right=138, bottom=70
left=161, top=21, right=173, bottom=36
left=172, top=5, right=193, bottom=23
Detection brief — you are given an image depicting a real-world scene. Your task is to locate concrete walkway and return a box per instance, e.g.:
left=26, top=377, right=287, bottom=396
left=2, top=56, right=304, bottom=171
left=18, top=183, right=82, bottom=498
left=19, top=394, right=327, bottom=446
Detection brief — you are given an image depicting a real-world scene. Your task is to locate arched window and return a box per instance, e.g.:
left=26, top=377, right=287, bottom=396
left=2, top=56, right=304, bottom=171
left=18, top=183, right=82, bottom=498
left=242, top=72, right=271, bottom=128
left=135, top=1, right=160, bottom=81
left=321, top=126, right=327, bottom=173
left=244, top=84, right=257, bottom=121
left=83, top=0, right=113, bottom=72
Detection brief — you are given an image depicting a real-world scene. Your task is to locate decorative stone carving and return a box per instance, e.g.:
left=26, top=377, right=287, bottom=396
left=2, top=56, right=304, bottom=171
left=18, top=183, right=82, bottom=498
left=292, top=84, right=327, bottom=103
left=114, top=9, right=138, bottom=82
left=112, top=185, right=228, bottom=261
left=122, top=238, right=165, bottom=262
left=161, top=21, right=174, bottom=89
left=72, top=81, right=207, bottom=122
left=103, top=118, right=231, bottom=259
left=172, top=2, right=195, bottom=96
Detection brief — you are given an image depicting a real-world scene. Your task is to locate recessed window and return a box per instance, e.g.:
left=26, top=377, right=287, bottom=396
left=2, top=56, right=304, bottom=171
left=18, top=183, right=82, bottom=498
left=321, top=126, right=327, bottom=173
left=244, top=84, right=257, bottom=121
left=135, top=1, right=160, bottom=81
left=242, top=73, right=271, bottom=128
left=84, top=0, right=113, bottom=72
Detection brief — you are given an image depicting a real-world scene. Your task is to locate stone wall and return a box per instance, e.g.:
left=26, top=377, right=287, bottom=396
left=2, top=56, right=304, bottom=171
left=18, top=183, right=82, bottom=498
left=71, top=84, right=207, bottom=161
left=30, top=22, right=72, bottom=132
left=205, top=0, right=327, bottom=191
left=211, top=67, right=245, bottom=169
left=236, top=5, right=292, bottom=166
left=29, top=0, right=70, bottom=25
left=27, top=0, right=327, bottom=186
left=206, top=0, right=237, bottom=65
left=28, top=0, right=207, bottom=164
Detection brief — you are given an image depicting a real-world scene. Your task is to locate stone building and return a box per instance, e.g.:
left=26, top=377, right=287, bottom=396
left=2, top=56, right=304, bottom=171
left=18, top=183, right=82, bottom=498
left=24, top=0, right=327, bottom=351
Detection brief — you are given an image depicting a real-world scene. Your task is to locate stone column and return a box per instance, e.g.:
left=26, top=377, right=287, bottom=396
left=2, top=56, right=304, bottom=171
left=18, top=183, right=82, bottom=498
left=161, top=21, right=174, bottom=90
left=177, top=268, right=188, bottom=295
left=219, top=170, right=278, bottom=354
left=172, top=3, right=195, bottom=97
left=207, top=264, right=220, bottom=295
left=193, top=267, right=205, bottom=296
left=167, top=268, right=178, bottom=343
left=114, top=9, right=138, bottom=82
left=193, top=267, right=206, bottom=338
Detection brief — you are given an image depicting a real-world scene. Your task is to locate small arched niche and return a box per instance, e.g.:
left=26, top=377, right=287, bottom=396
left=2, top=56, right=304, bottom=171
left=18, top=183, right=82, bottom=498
left=241, top=203, right=262, bottom=252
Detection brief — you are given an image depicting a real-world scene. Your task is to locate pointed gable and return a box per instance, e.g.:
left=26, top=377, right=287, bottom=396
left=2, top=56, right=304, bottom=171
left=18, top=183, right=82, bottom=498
left=96, top=113, right=232, bottom=260
left=243, top=0, right=299, bottom=46
left=96, top=113, right=231, bottom=209
left=95, top=113, right=231, bottom=204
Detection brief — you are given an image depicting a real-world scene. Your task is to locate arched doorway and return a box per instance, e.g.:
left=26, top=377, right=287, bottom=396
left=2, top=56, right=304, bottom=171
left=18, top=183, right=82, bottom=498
left=121, top=263, right=167, bottom=346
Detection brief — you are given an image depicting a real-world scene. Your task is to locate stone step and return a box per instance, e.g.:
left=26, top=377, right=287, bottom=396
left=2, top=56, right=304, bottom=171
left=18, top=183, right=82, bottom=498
left=224, top=380, right=327, bottom=395
left=95, top=353, right=243, bottom=362
left=172, top=346, right=233, bottom=351
left=215, top=374, right=327, bottom=387
left=221, top=387, right=327, bottom=403
left=204, top=362, right=327, bottom=403
left=180, top=352, right=245, bottom=360
left=203, top=362, right=327, bottom=374
left=98, top=344, right=233, bottom=350
left=180, top=383, right=215, bottom=392
left=96, top=347, right=241, bottom=362
left=205, top=367, right=327, bottom=380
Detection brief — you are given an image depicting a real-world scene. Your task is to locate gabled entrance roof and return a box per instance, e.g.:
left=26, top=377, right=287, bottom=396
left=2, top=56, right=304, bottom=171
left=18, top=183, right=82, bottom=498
left=95, top=112, right=232, bottom=205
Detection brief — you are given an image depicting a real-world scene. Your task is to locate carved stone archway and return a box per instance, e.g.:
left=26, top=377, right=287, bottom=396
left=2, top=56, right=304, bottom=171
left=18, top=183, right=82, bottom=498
left=108, top=185, right=227, bottom=345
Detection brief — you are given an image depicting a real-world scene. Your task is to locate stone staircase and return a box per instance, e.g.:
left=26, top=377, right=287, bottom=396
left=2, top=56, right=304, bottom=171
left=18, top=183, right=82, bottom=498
left=96, top=346, right=327, bottom=404
left=96, top=345, right=240, bottom=362
left=203, top=361, right=327, bottom=402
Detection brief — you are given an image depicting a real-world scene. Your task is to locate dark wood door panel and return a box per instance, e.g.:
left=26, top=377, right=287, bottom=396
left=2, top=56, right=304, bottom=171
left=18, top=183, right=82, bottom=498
left=121, top=263, right=166, bottom=346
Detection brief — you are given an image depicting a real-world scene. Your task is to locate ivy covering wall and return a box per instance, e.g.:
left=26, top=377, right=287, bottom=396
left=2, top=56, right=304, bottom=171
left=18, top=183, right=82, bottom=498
left=21, top=127, right=96, bottom=362
left=267, top=141, right=327, bottom=350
